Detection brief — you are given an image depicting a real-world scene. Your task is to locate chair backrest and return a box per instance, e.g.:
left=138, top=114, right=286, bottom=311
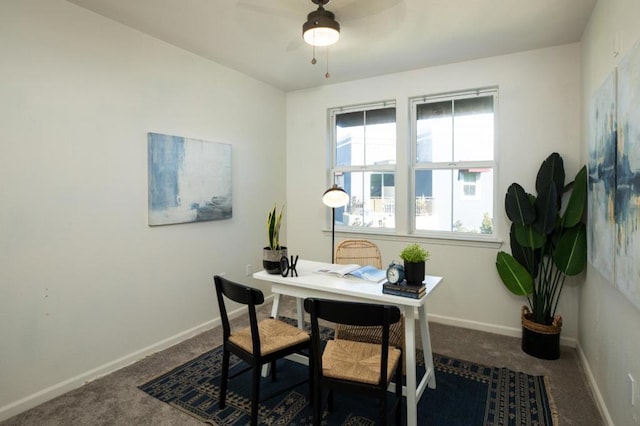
left=304, top=298, right=401, bottom=386
left=334, top=239, right=382, bottom=268
left=214, top=275, right=264, bottom=356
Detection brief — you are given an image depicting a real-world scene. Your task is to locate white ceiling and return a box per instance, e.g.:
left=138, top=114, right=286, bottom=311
left=66, top=0, right=596, bottom=92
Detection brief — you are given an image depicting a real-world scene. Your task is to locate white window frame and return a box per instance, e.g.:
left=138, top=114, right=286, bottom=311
left=409, top=87, right=499, bottom=241
left=328, top=100, right=397, bottom=233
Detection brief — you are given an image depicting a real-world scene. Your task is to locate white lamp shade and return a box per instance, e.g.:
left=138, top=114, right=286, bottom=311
left=303, top=27, right=340, bottom=47
left=322, top=185, right=349, bottom=207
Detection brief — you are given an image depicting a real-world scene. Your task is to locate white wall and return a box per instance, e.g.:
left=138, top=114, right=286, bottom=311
left=0, top=0, right=286, bottom=419
left=581, top=0, right=640, bottom=424
left=6, top=0, right=627, bottom=422
left=286, top=44, right=583, bottom=340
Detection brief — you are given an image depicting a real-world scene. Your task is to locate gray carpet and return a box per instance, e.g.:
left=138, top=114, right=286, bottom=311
left=2, top=296, right=605, bottom=425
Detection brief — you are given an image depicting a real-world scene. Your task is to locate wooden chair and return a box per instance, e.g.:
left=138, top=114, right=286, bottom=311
left=334, top=239, right=383, bottom=269
left=304, top=297, right=403, bottom=425
left=214, top=275, right=311, bottom=426
left=334, top=240, right=406, bottom=373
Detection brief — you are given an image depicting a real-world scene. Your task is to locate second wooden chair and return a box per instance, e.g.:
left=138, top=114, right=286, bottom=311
left=304, top=297, right=403, bottom=425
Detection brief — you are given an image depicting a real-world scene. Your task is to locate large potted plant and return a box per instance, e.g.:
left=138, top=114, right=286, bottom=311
left=495, top=152, right=587, bottom=360
left=263, top=204, right=287, bottom=274
left=399, top=243, right=430, bottom=285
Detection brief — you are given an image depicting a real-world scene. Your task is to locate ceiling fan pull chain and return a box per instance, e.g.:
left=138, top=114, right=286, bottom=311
left=311, top=44, right=317, bottom=65
left=325, top=48, right=331, bottom=78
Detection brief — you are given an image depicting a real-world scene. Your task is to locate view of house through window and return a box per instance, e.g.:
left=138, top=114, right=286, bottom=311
left=331, top=105, right=396, bottom=229
left=412, top=90, right=496, bottom=235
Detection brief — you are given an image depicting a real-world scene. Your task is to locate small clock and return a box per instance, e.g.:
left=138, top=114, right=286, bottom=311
left=386, top=262, right=405, bottom=284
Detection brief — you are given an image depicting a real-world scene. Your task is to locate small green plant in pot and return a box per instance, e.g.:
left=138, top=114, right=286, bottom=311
left=263, top=204, right=287, bottom=274
left=399, top=243, right=430, bottom=285
left=495, top=152, right=587, bottom=359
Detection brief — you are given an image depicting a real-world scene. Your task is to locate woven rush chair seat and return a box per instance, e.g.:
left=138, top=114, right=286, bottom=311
left=334, top=321, right=405, bottom=352
left=229, top=318, right=310, bottom=356
left=335, top=320, right=406, bottom=375
left=322, top=339, right=401, bottom=385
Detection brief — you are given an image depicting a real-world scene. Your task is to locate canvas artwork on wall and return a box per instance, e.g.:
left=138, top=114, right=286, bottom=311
left=148, top=133, right=232, bottom=226
left=615, top=39, right=640, bottom=309
left=587, top=71, right=616, bottom=284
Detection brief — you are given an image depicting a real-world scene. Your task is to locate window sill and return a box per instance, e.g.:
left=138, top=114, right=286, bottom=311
left=322, top=228, right=503, bottom=250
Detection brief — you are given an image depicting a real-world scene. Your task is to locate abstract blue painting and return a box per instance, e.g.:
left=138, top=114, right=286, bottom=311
left=616, top=39, right=640, bottom=309
left=587, top=71, right=616, bottom=284
left=148, top=133, right=232, bottom=226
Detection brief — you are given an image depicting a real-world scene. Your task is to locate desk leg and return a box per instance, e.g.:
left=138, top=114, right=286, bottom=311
left=296, top=298, right=304, bottom=329
left=270, top=293, right=282, bottom=319
left=404, top=307, right=418, bottom=426
left=419, top=304, right=437, bottom=389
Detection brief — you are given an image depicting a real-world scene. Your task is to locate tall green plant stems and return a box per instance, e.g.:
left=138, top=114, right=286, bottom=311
left=267, top=204, right=284, bottom=250
left=496, top=153, right=587, bottom=325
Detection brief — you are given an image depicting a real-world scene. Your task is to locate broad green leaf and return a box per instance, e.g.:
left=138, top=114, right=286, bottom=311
left=505, top=183, right=536, bottom=225
left=562, top=165, right=587, bottom=228
left=554, top=224, right=587, bottom=275
left=534, top=182, right=557, bottom=235
left=536, top=152, right=565, bottom=198
left=514, top=223, right=546, bottom=249
left=510, top=225, right=540, bottom=278
left=496, top=251, right=534, bottom=295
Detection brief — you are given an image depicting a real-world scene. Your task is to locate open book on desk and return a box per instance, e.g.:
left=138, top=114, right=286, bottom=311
left=314, top=264, right=388, bottom=283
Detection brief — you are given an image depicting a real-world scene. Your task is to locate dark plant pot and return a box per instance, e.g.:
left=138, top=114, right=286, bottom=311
left=404, top=261, right=425, bottom=286
left=521, top=306, right=562, bottom=360
left=263, top=247, right=288, bottom=275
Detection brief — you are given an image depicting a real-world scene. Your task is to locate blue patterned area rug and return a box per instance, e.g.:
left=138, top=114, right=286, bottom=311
left=139, top=324, right=557, bottom=425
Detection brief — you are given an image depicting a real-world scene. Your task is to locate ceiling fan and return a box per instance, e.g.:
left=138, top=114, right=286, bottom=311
left=237, top=0, right=403, bottom=50
left=237, top=0, right=403, bottom=78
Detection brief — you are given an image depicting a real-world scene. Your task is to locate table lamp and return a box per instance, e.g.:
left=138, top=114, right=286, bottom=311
left=322, top=184, right=349, bottom=263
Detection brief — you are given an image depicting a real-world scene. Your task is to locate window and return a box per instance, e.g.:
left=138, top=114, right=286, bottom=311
left=329, top=103, right=396, bottom=229
left=327, top=89, right=497, bottom=241
left=411, top=89, right=496, bottom=236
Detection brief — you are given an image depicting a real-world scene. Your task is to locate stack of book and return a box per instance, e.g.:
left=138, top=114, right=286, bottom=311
left=382, top=281, right=426, bottom=299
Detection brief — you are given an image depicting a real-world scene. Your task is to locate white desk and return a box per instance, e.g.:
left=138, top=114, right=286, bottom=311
left=253, top=259, right=443, bottom=426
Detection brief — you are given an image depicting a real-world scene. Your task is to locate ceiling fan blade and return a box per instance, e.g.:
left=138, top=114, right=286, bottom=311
left=286, top=36, right=305, bottom=52
left=236, top=0, right=299, bottom=19
left=334, top=0, right=404, bottom=21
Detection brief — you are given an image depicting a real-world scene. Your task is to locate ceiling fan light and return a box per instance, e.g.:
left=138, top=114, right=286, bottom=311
left=302, top=8, right=340, bottom=46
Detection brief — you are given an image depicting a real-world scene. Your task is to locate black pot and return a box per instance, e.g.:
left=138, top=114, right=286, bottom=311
left=520, top=306, right=561, bottom=360
left=263, top=247, right=288, bottom=275
left=404, top=261, right=425, bottom=286
left=521, top=327, right=560, bottom=360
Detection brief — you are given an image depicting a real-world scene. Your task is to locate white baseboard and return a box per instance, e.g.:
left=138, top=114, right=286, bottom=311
left=427, top=313, right=578, bottom=348
left=576, top=343, right=614, bottom=426
left=0, top=305, right=250, bottom=422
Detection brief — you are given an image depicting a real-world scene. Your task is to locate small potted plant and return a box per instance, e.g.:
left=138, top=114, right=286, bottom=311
left=399, top=243, right=430, bottom=285
left=263, top=204, right=287, bottom=274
